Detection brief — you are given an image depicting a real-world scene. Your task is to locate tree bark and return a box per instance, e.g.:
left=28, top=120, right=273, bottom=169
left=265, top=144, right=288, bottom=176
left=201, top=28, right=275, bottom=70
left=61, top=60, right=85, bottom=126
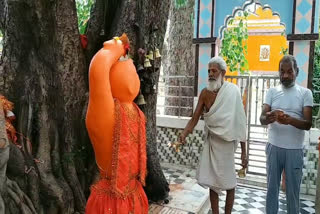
left=0, top=0, right=171, bottom=213
left=0, top=0, right=90, bottom=213
left=162, top=0, right=195, bottom=117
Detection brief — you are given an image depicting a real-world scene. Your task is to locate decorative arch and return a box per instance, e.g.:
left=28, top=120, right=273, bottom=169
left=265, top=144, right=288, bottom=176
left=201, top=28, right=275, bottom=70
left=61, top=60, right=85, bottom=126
left=218, top=1, right=286, bottom=39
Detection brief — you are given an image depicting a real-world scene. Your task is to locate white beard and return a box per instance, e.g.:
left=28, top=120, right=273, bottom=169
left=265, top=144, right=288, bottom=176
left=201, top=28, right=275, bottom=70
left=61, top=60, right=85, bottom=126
left=207, top=74, right=222, bottom=92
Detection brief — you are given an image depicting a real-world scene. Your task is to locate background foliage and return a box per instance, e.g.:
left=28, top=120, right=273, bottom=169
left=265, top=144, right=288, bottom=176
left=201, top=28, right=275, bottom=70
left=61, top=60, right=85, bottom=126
left=175, top=0, right=188, bottom=9
left=76, top=0, right=94, bottom=34
left=220, top=12, right=249, bottom=74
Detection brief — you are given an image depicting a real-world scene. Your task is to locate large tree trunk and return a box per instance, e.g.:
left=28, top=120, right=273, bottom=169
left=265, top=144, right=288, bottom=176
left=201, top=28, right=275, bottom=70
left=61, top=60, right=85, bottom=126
left=0, top=0, right=90, bottom=213
left=162, top=0, right=195, bottom=117
left=0, top=0, right=170, bottom=213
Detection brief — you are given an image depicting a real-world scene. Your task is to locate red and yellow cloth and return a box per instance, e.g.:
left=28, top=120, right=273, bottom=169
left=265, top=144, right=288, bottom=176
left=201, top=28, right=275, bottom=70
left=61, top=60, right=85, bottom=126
left=86, top=100, right=148, bottom=214
left=0, top=95, right=17, bottom=144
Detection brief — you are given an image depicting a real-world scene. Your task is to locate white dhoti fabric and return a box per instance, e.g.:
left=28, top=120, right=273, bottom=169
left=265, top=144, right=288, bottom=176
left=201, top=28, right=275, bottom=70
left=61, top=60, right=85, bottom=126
left=196, top=133, right=238, bottom=195
left=196, top=81, right=247, bottom=195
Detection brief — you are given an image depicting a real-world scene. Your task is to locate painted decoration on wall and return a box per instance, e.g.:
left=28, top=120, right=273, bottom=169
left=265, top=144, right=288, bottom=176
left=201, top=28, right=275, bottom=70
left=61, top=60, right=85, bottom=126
left=259, top=45, right=270, bottom=61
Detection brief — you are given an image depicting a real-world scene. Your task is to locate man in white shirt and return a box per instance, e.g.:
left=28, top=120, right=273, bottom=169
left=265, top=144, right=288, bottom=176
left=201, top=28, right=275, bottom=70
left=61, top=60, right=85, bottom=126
left=260, top=55, right=313, bottom=214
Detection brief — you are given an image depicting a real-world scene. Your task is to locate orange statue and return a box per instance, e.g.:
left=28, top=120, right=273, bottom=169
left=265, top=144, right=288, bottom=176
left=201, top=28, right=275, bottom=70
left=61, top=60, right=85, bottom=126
left=85, top=34, right=148, bottom=214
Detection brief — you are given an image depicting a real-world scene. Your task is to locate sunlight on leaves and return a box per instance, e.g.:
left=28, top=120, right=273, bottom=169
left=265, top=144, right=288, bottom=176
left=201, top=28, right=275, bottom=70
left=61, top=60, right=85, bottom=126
left=220, top=12, right=249, bottom=74
left=76, top=0, right=94, bottom=34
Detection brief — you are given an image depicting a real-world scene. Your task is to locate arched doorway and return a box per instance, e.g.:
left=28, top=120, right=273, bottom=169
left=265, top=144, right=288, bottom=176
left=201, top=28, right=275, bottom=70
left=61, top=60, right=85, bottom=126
left=220, top=3, right=288, bottom=76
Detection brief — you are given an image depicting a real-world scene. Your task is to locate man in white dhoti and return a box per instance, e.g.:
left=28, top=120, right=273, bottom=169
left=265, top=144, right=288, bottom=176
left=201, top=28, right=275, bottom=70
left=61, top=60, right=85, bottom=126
left=178, top=56, right=247, bottom=214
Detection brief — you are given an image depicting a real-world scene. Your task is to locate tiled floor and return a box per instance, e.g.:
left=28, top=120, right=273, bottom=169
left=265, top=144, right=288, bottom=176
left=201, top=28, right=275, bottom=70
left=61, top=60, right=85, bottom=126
left=159, top=164, right=316, bottom=214
left=207, top=186, right=315, bottom=214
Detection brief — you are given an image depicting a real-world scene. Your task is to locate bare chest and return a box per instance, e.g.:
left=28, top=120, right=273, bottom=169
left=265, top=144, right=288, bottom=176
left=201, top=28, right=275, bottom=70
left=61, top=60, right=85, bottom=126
left=203, top=90, right=218, bottom=113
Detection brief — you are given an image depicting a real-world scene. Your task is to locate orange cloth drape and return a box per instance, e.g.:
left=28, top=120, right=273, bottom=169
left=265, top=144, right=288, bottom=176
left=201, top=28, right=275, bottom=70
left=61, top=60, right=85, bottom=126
left=85, top=99, right=148, bottom=214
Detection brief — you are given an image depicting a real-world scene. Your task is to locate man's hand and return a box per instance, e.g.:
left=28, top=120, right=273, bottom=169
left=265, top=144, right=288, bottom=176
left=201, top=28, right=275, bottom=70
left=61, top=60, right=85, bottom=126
left=178, top=132, right=187, bottom=145
left=277, top=113, right=291, bottom=125
left=266, top=111, right=277, bottom=124
left=241, top=153, right=248, bottom=169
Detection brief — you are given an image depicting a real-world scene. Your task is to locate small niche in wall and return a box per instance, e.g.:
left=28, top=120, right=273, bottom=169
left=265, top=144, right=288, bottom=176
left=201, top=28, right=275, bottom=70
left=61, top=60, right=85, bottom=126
left=259, top=45, right=270, bottom=62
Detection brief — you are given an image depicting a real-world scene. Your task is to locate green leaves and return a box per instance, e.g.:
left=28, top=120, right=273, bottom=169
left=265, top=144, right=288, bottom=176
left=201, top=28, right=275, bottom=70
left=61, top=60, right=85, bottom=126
left=220, top=16, right=249, bottom=74
left=309, top=20, right=319, bottom=121
left=280, top=47, right=288, bottom=55
left=312, top=37, right=320, bottom=119
left=239, top=21, right=243, bottom=28
left=76, top=0, right=94, bottom=34
left=175, top=0, right=188, bottom=9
